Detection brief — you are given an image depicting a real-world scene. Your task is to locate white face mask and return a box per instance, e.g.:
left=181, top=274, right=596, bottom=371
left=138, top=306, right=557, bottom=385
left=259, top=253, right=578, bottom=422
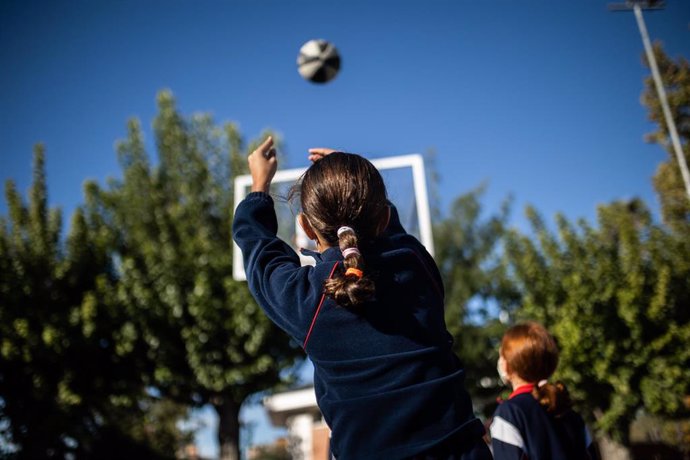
left=497, top=356, right=509, bottom=385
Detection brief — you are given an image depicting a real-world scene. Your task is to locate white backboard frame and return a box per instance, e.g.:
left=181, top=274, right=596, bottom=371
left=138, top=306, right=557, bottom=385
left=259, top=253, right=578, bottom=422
left=233, top=154, right=433, bottom=281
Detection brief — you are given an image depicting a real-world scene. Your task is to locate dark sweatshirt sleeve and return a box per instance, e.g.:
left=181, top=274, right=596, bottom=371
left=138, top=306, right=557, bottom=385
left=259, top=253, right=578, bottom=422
left=232, top=192, right=329, bottom=342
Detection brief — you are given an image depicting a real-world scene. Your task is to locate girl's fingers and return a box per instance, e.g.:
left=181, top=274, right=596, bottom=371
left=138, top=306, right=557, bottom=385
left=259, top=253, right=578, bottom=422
left=308, top=147, right=336, bottom=155
left=248, top=138, right=278, bottom=193
left=308, top=147, right=337, bottom=162
left=253, top=136, right=273, bottom=158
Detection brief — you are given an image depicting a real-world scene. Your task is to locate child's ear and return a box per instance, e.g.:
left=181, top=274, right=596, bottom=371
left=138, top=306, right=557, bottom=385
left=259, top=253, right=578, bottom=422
left=298, top=213, right=318, bottom=240
left=376, top=206, right=391, bottom=235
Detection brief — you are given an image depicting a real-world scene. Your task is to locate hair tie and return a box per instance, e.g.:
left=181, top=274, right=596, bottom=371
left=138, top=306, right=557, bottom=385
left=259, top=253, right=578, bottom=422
left=344, top=267, right=363, bottom=279
left=337, top=226, right=355, bottom=238
left=538, top=379, right=548, bottom=388
left=342, top=247, right=361, bottom=258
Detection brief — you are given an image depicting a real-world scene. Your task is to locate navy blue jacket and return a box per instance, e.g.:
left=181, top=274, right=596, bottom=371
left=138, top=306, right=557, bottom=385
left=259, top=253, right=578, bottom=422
left=490, top=389, right=598, bottom=460
left=233, top=192, right=484, bottom=459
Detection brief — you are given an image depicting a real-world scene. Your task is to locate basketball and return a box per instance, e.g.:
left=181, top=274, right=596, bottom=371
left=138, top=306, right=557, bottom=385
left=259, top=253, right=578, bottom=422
left=297, top=39, right=341, bottom=84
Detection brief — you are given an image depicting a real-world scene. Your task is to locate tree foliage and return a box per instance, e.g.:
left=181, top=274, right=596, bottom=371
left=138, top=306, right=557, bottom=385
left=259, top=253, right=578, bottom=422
left=490, top=44, right=690, bottom=453
left=503, top=199, right=690, bottom=443
left=87, top=90, right=303, bottom=460
left=0, top=146, right=189, bottom=459
left=1, top=92, right=302, bottom=459
left=641, top=43, right=690, bottom=233
left=433, top=185, right=518, bottom=407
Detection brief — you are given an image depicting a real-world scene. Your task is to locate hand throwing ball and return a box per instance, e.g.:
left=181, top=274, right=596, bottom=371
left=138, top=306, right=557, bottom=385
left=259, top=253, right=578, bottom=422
left=297, top=39, right=341, bottom=84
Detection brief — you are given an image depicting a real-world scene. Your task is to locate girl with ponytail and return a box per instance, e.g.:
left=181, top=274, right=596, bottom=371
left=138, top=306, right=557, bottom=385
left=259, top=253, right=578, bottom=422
left=491, top=321, right=599, bottom=459
left=233, top=138, right=490, bottom=460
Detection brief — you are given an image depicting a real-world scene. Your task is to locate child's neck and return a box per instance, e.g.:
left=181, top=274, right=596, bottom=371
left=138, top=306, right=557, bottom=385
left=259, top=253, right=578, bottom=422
left=509, top=375, right=532, bottom=390
left=315, top=237, right=331, bottom=253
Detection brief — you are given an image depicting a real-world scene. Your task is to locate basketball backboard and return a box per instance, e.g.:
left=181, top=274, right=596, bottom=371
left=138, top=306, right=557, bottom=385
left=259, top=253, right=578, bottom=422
left=232, top=154, right=433, bottom=281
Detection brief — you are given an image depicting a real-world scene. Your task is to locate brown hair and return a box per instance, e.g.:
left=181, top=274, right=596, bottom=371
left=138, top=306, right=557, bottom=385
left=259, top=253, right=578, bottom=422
left=293, top=152, right=388, bottom=309
left=501, top=321, right=572, bottom=416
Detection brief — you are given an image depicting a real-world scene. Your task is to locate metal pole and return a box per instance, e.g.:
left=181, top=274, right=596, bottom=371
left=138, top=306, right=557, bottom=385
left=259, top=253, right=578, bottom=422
left=633, top=3, right=690, bottom=203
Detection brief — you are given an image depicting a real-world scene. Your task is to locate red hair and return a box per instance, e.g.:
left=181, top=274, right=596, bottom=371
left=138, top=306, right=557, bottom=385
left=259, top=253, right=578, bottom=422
left=501, top=321, right=572, bottom=416
left=501, top=321, right=558, bottom=382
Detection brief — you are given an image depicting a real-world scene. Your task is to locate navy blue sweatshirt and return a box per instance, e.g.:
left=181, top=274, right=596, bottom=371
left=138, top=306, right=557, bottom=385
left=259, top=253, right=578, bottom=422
left=233, top=192, right=484, bottom=459
left=490, top=385, right=598, bottom=460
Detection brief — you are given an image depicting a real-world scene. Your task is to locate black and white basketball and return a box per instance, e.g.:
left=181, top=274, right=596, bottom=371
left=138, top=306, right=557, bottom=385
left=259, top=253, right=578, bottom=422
left=297, top=39, right=341, bottom=84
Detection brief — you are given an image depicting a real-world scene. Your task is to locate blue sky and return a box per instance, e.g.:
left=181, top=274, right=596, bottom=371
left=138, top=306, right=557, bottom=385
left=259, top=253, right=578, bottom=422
left=2, top=0, right=689, bottom=457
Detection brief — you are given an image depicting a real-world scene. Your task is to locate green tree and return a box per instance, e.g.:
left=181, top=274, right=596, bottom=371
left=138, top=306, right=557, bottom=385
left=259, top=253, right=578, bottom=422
left=503, top=199, right=690, bottom=451
left=496, top=44, right=690, bottom=457
left=0, top=146, right=188, bottom=459
left=641, top=43, right=690, bottom=233
left=88, top=90, right=302, bottom=460
left=433, top=185, right=518, bottom=409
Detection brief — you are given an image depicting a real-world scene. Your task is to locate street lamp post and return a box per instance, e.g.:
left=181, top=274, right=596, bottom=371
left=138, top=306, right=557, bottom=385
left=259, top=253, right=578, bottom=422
left=609, top=0, right=690, bottom=205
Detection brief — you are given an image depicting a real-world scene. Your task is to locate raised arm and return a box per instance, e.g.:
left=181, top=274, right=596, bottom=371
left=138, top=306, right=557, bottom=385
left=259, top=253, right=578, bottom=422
left=232, top=138, right=328, bottom=342
left=248, top=136, right=277, bottom=193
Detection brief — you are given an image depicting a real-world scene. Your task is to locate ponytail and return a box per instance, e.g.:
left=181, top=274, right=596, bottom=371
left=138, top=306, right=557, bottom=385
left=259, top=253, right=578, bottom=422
left=532, top=380, right=573, bottom=417
left=323, top=226, right=375, bottom=309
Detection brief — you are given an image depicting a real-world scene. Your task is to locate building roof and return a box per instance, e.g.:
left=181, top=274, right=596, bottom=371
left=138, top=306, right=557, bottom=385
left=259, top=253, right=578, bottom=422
left=262, top=386, right=321, bottom=427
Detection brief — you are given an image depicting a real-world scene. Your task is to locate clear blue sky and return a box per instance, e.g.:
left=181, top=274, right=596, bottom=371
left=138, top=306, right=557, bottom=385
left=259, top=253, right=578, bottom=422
left=2, top=0, right=689, bottom=457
